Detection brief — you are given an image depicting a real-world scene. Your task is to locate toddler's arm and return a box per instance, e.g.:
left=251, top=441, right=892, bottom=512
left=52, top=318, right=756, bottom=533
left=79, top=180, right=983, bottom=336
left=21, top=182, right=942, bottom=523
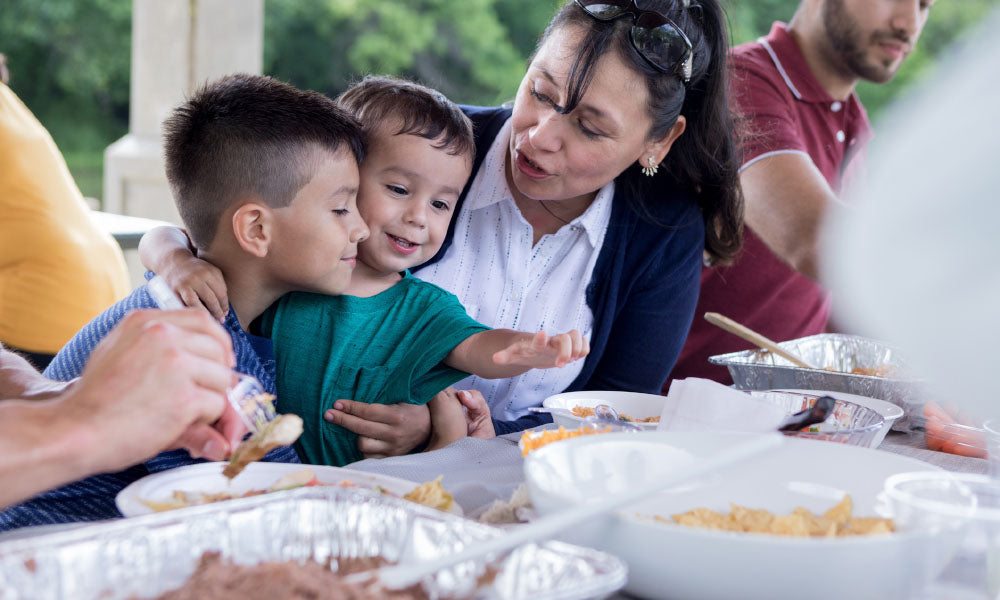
left=445, top=329, right=589, bottom=379
left=138, top=226, right=230, bottom=321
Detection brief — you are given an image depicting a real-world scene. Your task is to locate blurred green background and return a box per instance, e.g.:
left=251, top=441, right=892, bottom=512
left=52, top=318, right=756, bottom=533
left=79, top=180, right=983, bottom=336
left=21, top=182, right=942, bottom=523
left=1, top=0, right=994, bottom=203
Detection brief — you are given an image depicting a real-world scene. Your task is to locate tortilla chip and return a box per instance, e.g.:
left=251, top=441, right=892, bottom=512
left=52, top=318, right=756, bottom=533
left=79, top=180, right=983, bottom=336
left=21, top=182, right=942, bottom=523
left=823, top=495, right=853, bottom=528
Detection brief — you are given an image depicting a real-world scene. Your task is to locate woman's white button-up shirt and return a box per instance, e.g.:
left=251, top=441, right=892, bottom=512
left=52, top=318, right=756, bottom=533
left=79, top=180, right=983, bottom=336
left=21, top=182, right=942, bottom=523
left=416, top=120, right=613, bottom=421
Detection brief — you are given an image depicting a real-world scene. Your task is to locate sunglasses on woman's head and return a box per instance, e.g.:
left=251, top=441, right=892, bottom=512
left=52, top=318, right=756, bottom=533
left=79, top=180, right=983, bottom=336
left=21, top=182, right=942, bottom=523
left=574, top=0, right=694, bottom=84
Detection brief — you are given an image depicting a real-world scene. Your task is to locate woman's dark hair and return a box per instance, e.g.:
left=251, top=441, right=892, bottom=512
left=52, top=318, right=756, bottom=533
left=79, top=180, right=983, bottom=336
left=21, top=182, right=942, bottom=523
left=539, top=0, right=743, bottom=265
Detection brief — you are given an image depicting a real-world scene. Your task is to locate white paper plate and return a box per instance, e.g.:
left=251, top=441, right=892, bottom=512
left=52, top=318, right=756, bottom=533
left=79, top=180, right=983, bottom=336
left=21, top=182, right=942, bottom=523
left=117, top=462, right=462, bottom=517
left=543, top=391, right=664, bottom=430
left=525, top=431, right=959, bottom=600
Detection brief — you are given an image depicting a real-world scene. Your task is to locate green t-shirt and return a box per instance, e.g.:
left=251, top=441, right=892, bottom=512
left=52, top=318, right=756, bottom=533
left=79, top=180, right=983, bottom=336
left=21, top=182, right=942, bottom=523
left=263, top=272, right=489, bottom=467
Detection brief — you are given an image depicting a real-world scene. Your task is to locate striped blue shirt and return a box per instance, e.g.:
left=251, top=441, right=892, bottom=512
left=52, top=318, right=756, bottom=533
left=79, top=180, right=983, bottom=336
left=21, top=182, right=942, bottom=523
left=0, top=281, right=299, bottom=531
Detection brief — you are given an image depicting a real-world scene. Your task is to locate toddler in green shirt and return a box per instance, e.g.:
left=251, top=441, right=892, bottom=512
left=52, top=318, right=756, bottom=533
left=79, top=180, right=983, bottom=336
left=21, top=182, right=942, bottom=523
left=256, top=76, right=589, bottom=466
left=140, top=76, right=590, bottom=467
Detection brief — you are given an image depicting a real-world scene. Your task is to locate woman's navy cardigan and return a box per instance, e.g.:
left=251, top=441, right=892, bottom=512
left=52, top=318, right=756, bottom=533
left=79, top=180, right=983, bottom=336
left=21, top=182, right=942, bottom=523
left=414, top=106, right=705, bottom=434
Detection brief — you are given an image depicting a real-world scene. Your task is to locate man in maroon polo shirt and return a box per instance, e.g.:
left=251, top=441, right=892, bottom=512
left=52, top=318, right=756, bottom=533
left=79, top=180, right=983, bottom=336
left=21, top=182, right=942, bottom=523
left=670, top=0, right=935, bottom=384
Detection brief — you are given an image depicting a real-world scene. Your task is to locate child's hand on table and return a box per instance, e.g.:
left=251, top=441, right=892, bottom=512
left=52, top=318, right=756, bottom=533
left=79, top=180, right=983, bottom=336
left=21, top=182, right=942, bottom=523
left=492, top=330, right=589, bottom=369
left=426, top=388, right=496, bottom=451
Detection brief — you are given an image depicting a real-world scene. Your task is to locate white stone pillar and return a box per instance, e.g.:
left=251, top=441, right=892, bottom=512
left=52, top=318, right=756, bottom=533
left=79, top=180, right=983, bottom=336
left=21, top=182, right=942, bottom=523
left=103, top=0, right=263, bottom=225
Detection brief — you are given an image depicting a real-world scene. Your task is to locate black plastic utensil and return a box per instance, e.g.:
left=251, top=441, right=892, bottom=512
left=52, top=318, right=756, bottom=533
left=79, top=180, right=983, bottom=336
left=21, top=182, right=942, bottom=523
left=776, top=395, right=836, bottom=433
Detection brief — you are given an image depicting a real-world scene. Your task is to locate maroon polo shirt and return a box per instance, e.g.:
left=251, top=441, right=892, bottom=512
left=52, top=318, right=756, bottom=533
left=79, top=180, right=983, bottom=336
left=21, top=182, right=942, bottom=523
left=670, top=22, right=874, bottom=384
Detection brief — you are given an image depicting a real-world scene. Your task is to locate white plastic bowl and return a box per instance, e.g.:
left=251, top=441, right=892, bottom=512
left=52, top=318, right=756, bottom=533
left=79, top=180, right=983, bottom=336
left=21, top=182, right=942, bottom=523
left=524, top=431, right=952, bottom=600
left=543, top=391, right=665, bottom=430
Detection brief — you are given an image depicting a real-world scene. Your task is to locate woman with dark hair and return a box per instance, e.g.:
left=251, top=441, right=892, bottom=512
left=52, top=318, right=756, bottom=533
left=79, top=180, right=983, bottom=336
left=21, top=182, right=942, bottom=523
left=140, top=0, right=743, bottom=453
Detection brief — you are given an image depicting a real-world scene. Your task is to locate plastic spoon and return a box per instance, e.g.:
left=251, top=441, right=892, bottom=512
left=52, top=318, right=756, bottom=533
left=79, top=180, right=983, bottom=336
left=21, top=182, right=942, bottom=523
left=703, top=312, right=818, bottom=369
left=348, top=434, right=784, bottom=591
left=776, top=395, right=836, bottom=432
left=528, top=404, right=642, bottom=432
left=593, top=403, right=643, bottom=432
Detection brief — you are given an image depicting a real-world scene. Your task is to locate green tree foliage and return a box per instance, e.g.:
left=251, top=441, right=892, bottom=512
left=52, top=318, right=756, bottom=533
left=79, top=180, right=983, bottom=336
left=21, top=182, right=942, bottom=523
left=1, top=0, right=131, bottom=198
left=1, top=0, right=995, bottom=199
left=1, top=0, right=131, bottom=154
left=265, top=0, right=549, bottom=105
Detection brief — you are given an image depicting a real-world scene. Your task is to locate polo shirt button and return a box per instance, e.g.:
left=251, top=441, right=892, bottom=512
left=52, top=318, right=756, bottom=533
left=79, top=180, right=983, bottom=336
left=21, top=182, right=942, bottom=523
left=831, top=101, right=843, bottom=112
left=836, top=130, right=846, bottom=143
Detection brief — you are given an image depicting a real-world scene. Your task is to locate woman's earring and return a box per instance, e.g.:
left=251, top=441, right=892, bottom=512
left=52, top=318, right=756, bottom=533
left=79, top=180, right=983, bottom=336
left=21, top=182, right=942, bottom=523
left=641, top=155, right=659, bottom=177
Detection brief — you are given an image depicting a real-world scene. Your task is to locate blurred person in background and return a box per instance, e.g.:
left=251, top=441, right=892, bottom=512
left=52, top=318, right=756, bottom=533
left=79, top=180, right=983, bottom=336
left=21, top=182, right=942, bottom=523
left=671, top=0, right=935, bottom=384
left=0, top=53, right=130, bottom=371
left=824, top=6, right=1000, bottom=436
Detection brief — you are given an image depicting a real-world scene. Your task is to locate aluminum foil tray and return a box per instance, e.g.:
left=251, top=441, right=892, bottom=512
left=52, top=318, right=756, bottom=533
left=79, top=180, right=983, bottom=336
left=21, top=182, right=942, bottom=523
left=0, top=487, right=626, bottom=600
left=710, top=333, right=927, bottom=431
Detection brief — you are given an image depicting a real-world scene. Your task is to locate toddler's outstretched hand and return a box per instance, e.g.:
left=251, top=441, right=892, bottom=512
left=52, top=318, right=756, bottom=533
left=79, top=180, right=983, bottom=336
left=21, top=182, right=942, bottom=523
left=492, top=330, right=589, bottom=369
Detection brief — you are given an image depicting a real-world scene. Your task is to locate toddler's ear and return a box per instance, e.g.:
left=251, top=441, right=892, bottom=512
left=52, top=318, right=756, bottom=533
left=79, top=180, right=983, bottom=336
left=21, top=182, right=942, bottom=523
left=232, top=202, right=272, bottom=258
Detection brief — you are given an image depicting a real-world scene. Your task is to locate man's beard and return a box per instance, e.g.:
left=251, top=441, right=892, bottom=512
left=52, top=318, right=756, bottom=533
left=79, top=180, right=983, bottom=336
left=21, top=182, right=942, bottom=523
left=823, top=0, right=909, bottom=84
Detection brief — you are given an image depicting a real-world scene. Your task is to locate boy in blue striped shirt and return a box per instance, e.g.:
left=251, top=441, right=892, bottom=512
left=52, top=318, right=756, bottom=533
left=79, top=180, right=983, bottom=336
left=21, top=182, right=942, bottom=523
left=0, top=73, right=369, bottom=530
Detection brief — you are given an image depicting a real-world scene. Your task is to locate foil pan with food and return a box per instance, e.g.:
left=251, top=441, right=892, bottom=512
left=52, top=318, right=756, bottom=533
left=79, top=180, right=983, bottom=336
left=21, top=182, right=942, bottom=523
left=709, top=333, right=927, bottom=431
left=0, top=487, right=626, bottom=600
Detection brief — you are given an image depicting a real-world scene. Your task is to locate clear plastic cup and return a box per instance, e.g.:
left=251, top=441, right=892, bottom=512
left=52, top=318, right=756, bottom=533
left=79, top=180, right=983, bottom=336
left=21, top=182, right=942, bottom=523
left=228, top=374, right=276, bottom=433
left=884, top=472, right=1000, bottom=599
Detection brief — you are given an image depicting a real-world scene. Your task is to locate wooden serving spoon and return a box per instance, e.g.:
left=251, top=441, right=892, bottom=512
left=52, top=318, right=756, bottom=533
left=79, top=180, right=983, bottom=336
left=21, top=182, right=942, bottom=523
left=703, top=312, right=818, bottom=370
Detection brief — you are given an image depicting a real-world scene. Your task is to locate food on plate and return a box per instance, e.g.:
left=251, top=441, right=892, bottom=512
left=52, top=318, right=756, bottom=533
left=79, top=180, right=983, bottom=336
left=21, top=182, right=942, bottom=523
left=140, top=469, right=454, bottom=513
left=923, top=402, right=987, bottom=458
left=660, top=495, right=893, bottom=537
left=478, top=483, right=533, bottom=525
left=224, top=412, right=304, bottom=479
left=570, top=405, right=660, bottom=423
left=140, top=469, right=325, bottom=512
left=402, top=475, right=454, bottom=512
left=519, top=425, right=612, bottom=457
left=822, top=364, right=896, bottom=377
left=151, top=551, right=428, bottom=600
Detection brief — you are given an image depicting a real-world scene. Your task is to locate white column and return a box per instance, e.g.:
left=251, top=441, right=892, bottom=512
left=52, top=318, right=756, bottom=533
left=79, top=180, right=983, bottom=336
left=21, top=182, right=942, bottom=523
left=103, top=0, right=263, bottom=225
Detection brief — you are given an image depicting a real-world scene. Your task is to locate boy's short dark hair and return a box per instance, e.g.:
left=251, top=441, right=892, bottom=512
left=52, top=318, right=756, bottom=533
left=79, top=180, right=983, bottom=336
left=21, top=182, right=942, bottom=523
left=163, top=73, right=366, bottom=249
left=337, top=75, right=474, bottom=161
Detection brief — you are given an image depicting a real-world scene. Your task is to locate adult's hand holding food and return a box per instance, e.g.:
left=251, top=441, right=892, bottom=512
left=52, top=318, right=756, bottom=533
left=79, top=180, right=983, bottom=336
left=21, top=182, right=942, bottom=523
left=0, top=309, right=238, bottom=508
left=75, top=309, right=241, bottom=468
